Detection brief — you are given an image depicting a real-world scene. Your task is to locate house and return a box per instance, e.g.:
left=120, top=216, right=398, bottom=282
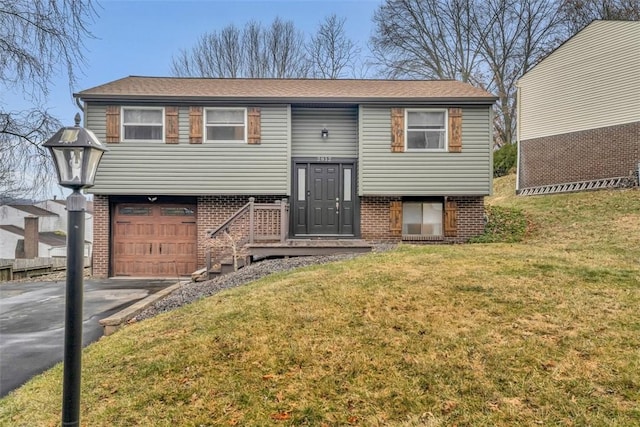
left=0, top=201, right=93, bottom=259
left=33, top=199, right=94, bottom=244
left=75, top=77, right=496, bottom=278
left=517, top=20, right=640, bottom=195
left=0, top=204, right=60, bottom=233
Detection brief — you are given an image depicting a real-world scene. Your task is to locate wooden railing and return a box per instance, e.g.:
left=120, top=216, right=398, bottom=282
left=204, top=198, right=289, bottom=275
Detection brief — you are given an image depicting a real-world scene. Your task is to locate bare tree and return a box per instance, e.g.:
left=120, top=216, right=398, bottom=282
left=370, top=0, right=484, bottom=83
left=474, top=0, right=565, bottom=145
left=307, top=14, right=361, bottom=79
left=171, top=25, right=244, bottom=78
left=372, top=0, right=569, bottom=145
left=171, top=18, right=310, bottom=78
left=560, top=0, right=640, bottom=34
left=0, top=0, right=96, bottom=200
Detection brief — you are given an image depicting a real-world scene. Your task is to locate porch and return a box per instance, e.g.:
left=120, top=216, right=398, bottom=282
left=203, top=197, right=371, bottom=278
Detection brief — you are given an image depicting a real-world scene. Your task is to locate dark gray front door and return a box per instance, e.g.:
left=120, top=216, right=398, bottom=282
left=293, top=161, right=356, bottom=236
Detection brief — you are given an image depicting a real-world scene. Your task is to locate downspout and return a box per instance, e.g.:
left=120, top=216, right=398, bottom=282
left=74, top=96, right=85, bottom=127
left=515, top=83, right=521, bottom=193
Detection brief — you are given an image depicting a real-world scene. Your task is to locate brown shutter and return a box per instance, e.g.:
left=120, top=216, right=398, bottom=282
left=391, top=108, right=404, bottom=153
left=106, top=106, right=120, bottom=143
left=165, top=106, right=179, bottom=144
left=448, top=108, right=462, bottom=153
left=247, top=107, right=261, bottom=144
left=189, top=106, right=203, bottom=144
left=444, top=199, right=458, bottom=237
left=389, top=200, right=402, bottom=235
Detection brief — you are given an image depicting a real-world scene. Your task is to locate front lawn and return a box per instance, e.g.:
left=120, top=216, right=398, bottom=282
left=1, top=175, right=639, bottom=425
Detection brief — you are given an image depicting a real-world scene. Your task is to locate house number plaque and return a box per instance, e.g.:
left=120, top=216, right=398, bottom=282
left=317, top=156, right=332, bottom=162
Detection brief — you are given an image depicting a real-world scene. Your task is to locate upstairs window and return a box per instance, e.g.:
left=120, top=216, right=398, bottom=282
left=205, top=108, right=246, bottom=142
left=406, top=109, right=447, bottom=150
left=122, top=107, right=164, bottom=141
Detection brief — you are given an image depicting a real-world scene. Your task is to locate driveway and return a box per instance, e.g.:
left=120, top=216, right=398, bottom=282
left=0, top=278, right=172, bottom=397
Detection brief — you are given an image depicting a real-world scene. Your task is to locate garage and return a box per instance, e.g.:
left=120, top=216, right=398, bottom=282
left=112, top=203, right=197, bottom=277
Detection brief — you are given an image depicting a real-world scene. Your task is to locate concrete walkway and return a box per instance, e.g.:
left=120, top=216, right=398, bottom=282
left=0, top=278, right=172, bottom=397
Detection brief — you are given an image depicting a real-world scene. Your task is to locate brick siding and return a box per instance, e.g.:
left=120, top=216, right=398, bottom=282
left=92, top=195, right=110, bottom=278
left=93, top=193, right=485, bottom=277
left=360, top=195, right=485, bottom=244
left=519, top=121, right=640, bottom=189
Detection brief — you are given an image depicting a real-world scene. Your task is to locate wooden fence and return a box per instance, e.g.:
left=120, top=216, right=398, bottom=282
left=0, top=257, right=91, bottom=282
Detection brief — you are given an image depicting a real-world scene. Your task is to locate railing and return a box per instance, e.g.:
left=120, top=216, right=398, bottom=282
left=204, top=198, right=289, bottom=276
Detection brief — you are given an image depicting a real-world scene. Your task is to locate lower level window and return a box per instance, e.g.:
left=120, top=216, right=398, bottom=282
left=403, top=201, right=443, bottom=236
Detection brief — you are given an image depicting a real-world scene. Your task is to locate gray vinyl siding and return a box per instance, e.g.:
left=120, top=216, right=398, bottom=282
left=85, top=103, right=289, bottom=195
left=291, top=107, right=358, bottom=157
left=86, top=104, right=107, bottom=141
left=359, top=105, right=492, bottom=196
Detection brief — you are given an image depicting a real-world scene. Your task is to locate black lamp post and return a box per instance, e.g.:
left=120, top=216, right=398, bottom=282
left=43, top=113, right=107, bottom=427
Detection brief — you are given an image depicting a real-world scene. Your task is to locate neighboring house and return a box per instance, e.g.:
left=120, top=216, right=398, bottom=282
left=34, top=199, right=94, bottom=243
left=0, top=224, right=64, bottom=258
left=75, top=77, right=496, bottom=278
left=0, top=200, right=93, bottom=259
left=517, top=20, right=640, bottom=194
left=0, top=204, right=60, bottom=232
left=0, top=225, right=91, bottom=259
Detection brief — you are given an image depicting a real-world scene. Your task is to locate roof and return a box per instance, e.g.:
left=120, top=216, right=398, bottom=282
left=75, top=76, right=497, bottom=104
left=9, top=205, right=59, bottom=217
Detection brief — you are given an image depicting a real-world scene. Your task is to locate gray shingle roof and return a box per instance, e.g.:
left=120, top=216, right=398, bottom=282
left=76, top=76, right=497, bottom=103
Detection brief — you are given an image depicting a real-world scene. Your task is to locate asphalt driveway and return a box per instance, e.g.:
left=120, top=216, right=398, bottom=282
left=0, top=278, right=172, bottom=397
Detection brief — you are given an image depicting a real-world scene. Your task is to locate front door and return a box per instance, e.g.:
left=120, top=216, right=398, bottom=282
left=292, top=161, right=356, bottom=236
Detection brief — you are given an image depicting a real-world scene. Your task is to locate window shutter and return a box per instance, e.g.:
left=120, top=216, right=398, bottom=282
left=165, top=106, right=179, bottom=144
left=444, top=199, right=458, bottom=237
left=106, top=106, right=120, bottom=143
left=391, top=108, right=405, bottom=153
left=389, top=201, right=402, bottom=235
left=448, top=108, right=462, bottom=153
left=189, top=106, right=203, bottom=144
left=247, top=107, right=261, bottom=144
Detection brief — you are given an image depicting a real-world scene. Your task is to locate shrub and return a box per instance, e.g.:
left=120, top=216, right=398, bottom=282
left=470, top=205, right=527, bottom=243
left=493, top=143, right=517, bottom=177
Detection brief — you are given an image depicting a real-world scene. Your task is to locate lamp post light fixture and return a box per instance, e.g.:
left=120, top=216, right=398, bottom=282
left=43, top=113, right=107, bottom=427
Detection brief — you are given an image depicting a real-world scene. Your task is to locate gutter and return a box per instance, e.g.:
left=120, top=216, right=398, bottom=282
left=73, top=94, right=498, bottom=106
left=515, top=83, right=521, bottom=193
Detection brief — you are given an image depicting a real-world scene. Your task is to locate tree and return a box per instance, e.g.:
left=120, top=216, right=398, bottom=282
left=0, top=0, right=97, bottom=201
left=307, top=14, right=361, bottom=79
left=371, top=0, right=639, bottom=147
left=371, top=0, right=564, bottom=146
left=560, top=0, right=640, bottom=34
left=171, top=18, right=310, bottom=78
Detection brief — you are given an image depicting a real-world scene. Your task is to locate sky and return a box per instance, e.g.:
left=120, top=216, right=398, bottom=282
left=15, top=0, right=382, bottom=128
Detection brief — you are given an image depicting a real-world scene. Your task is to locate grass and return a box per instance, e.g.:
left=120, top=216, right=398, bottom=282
left=2, top=175, right=639, bottom=426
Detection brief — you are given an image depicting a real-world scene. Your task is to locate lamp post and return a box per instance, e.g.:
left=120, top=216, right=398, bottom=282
left=43, top=113, right=108, bottom=427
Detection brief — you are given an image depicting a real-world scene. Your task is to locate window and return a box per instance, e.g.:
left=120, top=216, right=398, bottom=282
left=406, top=109, right=447, bottom=150
left=205, top=108, right=246, bottom=142
left=122, top=107, right=163, bottom=141
left=402, top=201, right=443, bottom=236
left=118, top=206, right=152, bottom=216
left=161, top=207, right=195, bottom=216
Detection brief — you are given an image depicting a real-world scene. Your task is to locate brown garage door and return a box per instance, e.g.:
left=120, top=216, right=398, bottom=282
left=113, top=203, right=197, bottom=277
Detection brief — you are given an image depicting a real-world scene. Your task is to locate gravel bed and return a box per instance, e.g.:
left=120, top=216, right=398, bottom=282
left=135, top=244, right=395, bottom=322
